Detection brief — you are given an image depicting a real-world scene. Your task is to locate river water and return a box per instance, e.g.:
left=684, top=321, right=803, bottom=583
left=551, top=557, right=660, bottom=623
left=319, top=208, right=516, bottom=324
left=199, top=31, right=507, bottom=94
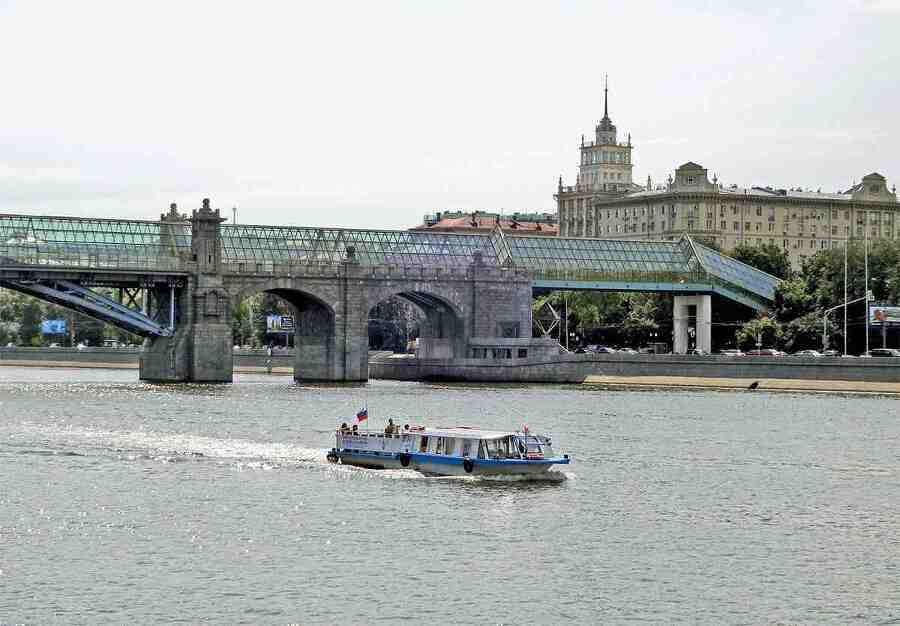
left=1, top=367, right=899, bottom=625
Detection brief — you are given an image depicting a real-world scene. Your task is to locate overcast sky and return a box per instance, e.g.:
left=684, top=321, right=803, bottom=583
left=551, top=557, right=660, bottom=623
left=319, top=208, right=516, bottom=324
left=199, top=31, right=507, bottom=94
left=1, top=0, right=898, bottom=230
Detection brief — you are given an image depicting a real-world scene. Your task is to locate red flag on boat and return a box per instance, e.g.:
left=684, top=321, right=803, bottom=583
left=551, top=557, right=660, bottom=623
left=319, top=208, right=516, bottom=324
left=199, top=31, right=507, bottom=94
left=356, top=407, right=368, bottom=422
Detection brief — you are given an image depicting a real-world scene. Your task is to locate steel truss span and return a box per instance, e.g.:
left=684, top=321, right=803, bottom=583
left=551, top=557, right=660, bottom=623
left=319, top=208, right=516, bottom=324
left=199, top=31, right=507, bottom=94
left=0, top=279, right=171, bottom=337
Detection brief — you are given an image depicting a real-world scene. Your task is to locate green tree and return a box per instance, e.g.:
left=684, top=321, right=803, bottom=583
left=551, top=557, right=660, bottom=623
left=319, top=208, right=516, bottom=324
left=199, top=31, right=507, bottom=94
left=19, top=300, right=43, bottom=346
left=781, top=311, right=823, bottom=352
left=728, top=242, right=792, bottom=279
left=369, top=296, right=420, bottom=352
left=533, top=291, right=629, bottom=345
left=769, top=239, right=900, bottom=353
left=621, top=294, right=660, bottom=346
left=736, top=315, right=782, bottom=350
left=231, top=296, right=260, bottom=346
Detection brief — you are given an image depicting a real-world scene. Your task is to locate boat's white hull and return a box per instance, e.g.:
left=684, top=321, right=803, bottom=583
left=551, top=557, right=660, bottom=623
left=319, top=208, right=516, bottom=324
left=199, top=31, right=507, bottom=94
left=329, top=450, right=567, bottom=477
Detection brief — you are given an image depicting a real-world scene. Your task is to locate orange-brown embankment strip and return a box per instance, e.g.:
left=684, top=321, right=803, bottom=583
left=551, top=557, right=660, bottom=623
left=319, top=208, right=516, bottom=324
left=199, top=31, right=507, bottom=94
left=583, top=375, right=900, bottom=395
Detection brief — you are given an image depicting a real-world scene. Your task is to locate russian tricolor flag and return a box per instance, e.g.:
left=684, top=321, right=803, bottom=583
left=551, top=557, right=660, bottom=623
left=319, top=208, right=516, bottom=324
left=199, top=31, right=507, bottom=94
left=356, top=407, right=368, bottom=422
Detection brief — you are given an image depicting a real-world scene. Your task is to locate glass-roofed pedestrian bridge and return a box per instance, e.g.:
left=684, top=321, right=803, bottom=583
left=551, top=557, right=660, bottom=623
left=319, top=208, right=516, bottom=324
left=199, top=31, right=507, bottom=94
left=0, top=214, right=778, bottom=311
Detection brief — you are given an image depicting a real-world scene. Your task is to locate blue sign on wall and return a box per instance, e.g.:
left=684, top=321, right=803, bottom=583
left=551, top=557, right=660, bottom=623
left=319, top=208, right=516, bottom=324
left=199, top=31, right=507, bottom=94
left=41, top=319, right=67, bottom=335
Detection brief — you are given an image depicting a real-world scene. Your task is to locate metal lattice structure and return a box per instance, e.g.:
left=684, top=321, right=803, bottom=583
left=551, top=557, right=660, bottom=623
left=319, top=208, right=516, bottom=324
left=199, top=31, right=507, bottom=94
left=220, top=225, right=500, bottom=267
left=0, top=214, right=779, bottom=309
left=0, top=214, right=189, bottom=270
left=507, top=234, right=703, bottom=282
left=516, top=232, right=779, bottom=308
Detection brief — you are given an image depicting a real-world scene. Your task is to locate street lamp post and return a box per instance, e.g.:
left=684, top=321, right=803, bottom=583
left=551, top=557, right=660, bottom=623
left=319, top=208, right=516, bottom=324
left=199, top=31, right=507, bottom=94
left=864, top=214, right=869, bottom=356
left=825, top=295, right=866, bottom=355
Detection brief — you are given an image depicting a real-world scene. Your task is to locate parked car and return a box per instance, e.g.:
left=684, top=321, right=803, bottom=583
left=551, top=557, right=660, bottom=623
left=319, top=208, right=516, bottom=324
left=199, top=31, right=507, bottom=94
left=821, top=349, right=841, bottom=357
left=617, top=347, right=638, bottom=354
left=862, top=348, right=900, bottom=358
left=589, top=345, right=617, bottom=354
left=746, top=349, right=783, bottom=356
left=791, top=349, right=822, bottom=357
left=718, top=349, right=744, bottom=356
left=687, top=348, right=708, bottom=355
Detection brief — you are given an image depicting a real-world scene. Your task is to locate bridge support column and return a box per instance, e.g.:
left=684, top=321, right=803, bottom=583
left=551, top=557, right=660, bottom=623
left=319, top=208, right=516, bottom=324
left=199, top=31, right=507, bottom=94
left=140, top=199, right=233, bottom=383
left=294, top=304, right=337, bottom=381
left=140, top=284, right=191, bottom=382
left=673, top=294, right=711, bottom=354
left=139, top=280, right=234, bottom=383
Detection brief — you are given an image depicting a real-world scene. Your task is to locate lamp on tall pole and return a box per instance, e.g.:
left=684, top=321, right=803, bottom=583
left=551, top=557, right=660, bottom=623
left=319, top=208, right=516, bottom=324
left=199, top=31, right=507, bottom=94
left=843, top=239, right=848, bottom=356
left=864, top=213, right=870, bottom=356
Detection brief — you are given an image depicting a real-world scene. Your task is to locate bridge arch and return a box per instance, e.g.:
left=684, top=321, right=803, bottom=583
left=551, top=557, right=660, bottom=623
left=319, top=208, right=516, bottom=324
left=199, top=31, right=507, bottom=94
left=365, top=285, right=466, bottom=360
left=229, top=279, right=340, bottom=381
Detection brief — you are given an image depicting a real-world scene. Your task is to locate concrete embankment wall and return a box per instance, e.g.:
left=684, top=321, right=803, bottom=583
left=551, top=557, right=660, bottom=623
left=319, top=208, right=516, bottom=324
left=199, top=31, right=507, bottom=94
left=368, top=353, right=900, bottom=384
left=0, top=347, right=294, bottom=371
left=5, top=348, right=900, bottom=386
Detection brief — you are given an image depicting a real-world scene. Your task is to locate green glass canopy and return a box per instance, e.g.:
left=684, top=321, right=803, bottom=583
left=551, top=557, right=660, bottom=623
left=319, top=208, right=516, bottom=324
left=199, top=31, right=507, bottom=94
left=0, top=214, right=779, bottom=308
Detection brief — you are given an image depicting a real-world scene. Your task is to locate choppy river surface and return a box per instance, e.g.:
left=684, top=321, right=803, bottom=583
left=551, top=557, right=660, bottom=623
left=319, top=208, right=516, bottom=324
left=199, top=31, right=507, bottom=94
left=1, top=367, right=899, bottom=625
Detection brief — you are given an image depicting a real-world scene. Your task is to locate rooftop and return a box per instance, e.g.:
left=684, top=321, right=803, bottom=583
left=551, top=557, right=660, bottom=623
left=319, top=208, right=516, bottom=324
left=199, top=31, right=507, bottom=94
left=414, top=211, right=558, bottom=236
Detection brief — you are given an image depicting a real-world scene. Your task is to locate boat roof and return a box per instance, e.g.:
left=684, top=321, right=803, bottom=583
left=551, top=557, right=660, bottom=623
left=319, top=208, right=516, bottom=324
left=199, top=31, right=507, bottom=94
left=419, top=426, right=526, bottom=439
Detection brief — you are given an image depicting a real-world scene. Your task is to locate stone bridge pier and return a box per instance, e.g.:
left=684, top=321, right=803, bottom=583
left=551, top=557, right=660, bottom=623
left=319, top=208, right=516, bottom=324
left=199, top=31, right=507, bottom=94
left=139, top=201, right=233, bottom=383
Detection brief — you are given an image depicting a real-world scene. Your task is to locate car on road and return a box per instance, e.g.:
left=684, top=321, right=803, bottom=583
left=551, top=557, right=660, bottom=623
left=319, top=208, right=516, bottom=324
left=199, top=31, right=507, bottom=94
left=686, top=348, right=708, bottom=355
left=617, top=347, right=638, bottom=354
left=746, top=349, right=784, bottom=356
left=862, top=348, right=900, bottom=358
left=791, top=349, right=822, bottom=357
left=821, top=349, right=841, bottom=357
left=718, top=349, right=744, bottom=356
left=588, top=345, right=617, bottom=354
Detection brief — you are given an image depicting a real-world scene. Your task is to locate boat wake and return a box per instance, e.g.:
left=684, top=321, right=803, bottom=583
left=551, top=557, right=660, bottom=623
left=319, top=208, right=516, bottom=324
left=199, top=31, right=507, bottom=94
left=13, top=423, right=323, bottom=470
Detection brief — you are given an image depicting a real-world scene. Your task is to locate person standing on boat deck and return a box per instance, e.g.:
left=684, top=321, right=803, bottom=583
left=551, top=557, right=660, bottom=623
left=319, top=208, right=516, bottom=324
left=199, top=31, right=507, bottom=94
left=339, top=422, right=349, bottom=435
left=385, top=418, right=396, bottom=436
left=351, top=424, right=358, bottom=434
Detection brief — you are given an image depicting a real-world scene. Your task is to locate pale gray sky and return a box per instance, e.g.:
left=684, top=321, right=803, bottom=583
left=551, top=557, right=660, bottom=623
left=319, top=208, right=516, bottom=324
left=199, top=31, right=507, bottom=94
left=1, top=0, right=898, bottom=229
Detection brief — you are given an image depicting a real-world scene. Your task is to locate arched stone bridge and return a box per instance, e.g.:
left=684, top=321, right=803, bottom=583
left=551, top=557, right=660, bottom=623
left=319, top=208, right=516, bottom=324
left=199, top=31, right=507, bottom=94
left=0, top=201, right=778, bottom=382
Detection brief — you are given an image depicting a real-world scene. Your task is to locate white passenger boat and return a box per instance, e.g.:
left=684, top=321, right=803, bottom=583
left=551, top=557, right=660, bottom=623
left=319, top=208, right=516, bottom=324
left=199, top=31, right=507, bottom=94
left=326, top=425, right=570, bottom=476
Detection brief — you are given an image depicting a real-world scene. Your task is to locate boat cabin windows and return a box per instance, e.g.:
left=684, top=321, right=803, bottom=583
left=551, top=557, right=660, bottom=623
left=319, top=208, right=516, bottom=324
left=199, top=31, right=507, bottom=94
left=419, top=436, right=429, bottom=453
left=461, top=439, right=473, bottom=458
left=516, top=436, right=545, bottom=459
left=481, top=437, right=512, bottom=460
left=430, top=437, right=455, bottom=455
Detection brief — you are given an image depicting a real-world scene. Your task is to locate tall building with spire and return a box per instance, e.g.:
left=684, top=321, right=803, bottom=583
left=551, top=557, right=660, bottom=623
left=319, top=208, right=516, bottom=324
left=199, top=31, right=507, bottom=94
left=555, top=78, right=640, bottom=237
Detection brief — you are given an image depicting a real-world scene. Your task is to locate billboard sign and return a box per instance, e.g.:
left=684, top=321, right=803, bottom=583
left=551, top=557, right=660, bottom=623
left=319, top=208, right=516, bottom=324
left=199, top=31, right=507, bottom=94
left=869, top=305, right=900, bottom=324
left=266, top=315, right=295, bottom=332
left=41, top=319, right=67, bottom=334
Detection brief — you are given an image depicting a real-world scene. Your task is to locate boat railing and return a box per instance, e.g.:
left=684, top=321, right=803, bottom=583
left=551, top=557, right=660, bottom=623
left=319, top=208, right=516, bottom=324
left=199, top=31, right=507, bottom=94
left=335, top=428, right=414, bottom=438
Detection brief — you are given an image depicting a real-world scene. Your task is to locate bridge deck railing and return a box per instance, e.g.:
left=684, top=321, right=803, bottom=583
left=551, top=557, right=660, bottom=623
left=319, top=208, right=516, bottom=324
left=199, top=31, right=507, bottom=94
left=220, top=261, right=530, bottom=281
left=0, top=246, right=183, bottom=272
left=527, top=268, right=711, bottom=285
